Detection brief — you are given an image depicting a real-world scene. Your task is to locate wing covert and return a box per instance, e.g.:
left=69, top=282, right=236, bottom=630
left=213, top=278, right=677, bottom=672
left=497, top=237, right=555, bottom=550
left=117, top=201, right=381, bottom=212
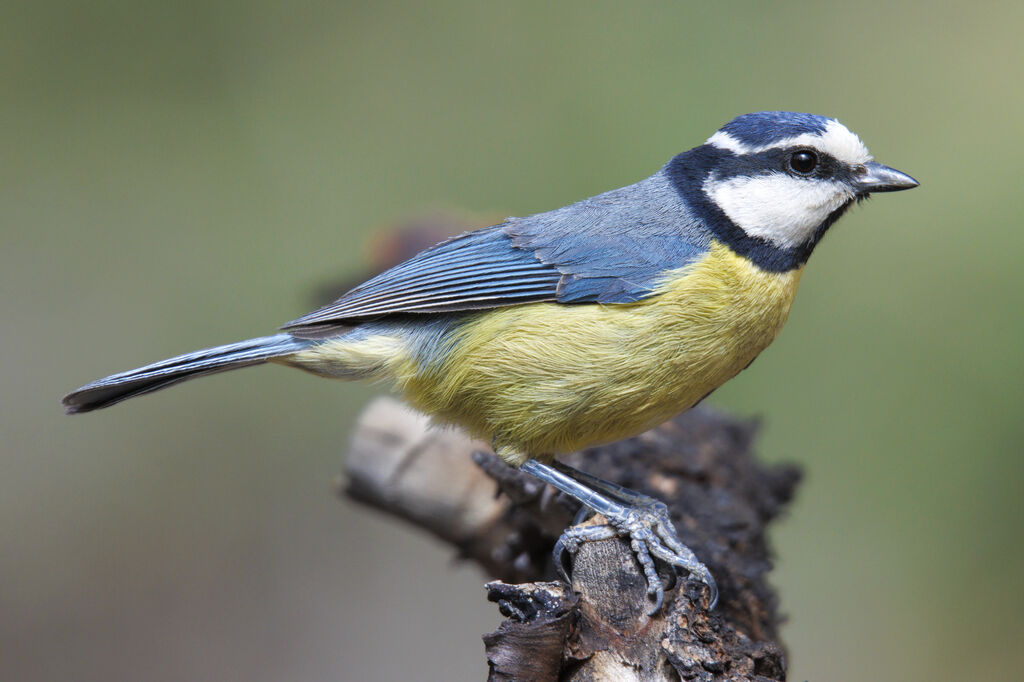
left=282, top=169, right=711, bottom=332
left=282, top=226, right=562, bottom=328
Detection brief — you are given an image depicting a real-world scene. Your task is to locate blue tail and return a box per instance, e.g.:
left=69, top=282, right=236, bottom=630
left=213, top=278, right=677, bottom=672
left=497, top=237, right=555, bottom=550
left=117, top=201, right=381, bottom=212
left=62, top=334, right=311, bottom=414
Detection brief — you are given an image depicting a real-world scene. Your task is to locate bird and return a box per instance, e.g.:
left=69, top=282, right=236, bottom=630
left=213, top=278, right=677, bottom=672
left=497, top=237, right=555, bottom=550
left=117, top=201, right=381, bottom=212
left=63, top=111, right=918, bottom=612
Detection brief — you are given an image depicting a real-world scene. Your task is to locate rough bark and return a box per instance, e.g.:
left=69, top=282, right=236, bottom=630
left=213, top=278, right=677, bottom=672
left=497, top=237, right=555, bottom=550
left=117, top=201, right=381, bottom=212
left=341, top=397, right=800, bottom=681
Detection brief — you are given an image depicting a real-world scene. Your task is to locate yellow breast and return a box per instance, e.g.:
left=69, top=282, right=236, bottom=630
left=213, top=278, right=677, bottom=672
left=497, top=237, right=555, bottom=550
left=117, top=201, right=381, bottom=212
left=401, top=241, right=803, bottom=464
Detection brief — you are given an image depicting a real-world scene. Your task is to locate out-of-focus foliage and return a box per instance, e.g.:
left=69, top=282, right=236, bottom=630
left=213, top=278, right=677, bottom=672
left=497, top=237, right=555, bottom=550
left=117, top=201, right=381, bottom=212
left=2, top=1, right=1021, bottom=680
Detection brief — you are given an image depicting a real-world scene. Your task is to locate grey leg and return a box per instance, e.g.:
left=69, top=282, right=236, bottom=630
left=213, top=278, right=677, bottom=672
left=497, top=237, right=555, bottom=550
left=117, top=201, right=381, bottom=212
left=551, top=459, right=650, bottom=505
left=520, top=459, right=717, bottom=613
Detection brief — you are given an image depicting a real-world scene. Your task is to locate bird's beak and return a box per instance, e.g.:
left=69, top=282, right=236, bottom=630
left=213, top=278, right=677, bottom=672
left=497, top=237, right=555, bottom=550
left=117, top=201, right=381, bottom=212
left=854, top=161, right=919, bottom=194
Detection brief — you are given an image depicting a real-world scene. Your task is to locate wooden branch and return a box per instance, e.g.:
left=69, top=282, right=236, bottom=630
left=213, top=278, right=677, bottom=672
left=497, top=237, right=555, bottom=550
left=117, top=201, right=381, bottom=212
left=341, top=397, right=800, bottom=681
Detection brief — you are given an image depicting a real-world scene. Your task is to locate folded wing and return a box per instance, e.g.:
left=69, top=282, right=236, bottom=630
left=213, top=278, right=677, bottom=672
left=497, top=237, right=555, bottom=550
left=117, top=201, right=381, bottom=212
left=282, top=173, right=710, bottom=333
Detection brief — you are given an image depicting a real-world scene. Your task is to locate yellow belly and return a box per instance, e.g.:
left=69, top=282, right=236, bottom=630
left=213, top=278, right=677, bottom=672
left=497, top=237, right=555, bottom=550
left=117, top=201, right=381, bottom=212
left=399, top=241, right=803, bottom=464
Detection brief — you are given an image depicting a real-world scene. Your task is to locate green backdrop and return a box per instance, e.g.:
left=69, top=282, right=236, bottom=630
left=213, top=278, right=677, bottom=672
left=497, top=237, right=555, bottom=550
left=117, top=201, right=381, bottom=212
left=3, top=1, right=1022, bottom=680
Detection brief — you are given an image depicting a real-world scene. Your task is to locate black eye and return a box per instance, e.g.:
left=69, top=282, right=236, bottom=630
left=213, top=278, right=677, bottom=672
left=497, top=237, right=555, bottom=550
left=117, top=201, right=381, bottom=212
left=789, top=150, right=818, bottom=175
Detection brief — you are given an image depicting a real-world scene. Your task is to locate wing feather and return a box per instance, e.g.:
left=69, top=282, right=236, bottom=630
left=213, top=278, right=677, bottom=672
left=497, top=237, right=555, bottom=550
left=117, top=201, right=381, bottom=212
left=283, top=227, right=562, bottom=327
left=282, top=170, right=711, bottom=332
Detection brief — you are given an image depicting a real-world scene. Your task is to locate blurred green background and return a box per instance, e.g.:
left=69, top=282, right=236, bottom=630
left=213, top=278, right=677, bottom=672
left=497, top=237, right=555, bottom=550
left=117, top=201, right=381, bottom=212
left=3, top=1, right=1022, bottom=680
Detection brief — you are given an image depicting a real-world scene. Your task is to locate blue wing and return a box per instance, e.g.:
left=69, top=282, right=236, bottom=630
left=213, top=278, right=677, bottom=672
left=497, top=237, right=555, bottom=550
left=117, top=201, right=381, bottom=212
left=282, top=170, right=710, bottom=331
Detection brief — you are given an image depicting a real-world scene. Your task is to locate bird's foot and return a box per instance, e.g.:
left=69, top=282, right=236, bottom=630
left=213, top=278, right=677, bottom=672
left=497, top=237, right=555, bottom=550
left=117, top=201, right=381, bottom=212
left=554, top=496, right=717, bottom=614
left=519, top=458, right=717, bottom=614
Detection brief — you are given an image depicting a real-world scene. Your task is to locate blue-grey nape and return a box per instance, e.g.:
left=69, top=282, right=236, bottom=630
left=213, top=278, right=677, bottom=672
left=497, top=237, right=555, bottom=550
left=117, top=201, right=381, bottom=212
left=718, top=111, right=832, bottom=147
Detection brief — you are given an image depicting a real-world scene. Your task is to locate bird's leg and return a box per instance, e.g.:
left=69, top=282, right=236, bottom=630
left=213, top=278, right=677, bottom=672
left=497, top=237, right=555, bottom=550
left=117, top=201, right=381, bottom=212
left=550, top=459, right=651, bottom=505
left=519, top=458, right=717, bottom=613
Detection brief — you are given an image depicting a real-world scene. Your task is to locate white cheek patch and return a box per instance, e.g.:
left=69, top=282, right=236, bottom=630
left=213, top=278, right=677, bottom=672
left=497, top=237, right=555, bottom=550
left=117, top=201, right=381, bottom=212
left=704, top=173, right=854, bottom=249
left=708, top=119, right=871, bottom=166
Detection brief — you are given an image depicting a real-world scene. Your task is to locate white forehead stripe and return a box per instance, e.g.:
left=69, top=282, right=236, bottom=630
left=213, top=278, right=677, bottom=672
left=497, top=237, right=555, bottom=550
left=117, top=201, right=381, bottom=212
left=707, top=119, right=871, bottom=166
left=704, top=173, right=854, bottom=250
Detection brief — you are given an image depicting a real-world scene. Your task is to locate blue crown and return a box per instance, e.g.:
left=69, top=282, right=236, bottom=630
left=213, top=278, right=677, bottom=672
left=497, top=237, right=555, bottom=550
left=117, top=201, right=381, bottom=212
left=719, top=111, right=832, bottom=147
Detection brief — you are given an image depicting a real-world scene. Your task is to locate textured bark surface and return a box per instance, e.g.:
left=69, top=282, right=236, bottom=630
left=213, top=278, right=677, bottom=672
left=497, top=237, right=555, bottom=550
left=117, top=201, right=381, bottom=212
left=342, top=397, right=800, bottom=681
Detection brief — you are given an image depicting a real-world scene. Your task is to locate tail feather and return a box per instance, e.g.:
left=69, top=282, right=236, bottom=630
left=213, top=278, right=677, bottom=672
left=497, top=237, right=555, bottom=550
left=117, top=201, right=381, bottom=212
left=62, top=334, right=311, bottom=414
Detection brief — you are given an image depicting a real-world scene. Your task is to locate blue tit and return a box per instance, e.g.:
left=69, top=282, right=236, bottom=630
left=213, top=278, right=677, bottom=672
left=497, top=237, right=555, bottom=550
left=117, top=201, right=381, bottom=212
left=64, top=111, right=918, bottom=611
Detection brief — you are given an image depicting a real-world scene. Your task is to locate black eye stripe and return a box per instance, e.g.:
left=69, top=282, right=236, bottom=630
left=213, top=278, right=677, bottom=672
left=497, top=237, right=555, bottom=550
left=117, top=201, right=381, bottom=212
left=710, top=146, right=853, bottom=183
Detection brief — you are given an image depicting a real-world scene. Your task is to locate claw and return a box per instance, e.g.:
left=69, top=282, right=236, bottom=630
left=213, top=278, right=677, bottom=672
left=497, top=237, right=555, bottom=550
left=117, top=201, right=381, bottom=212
left=520, top=459, right=718, bottom=613
left=555, top=505, right=717, bottom=613
left=552, top=535, right=572, bottom=584
left=571, top=505, right=594, bottom=527
left=553, top=512, right=715, bottom=615
left=552, top=523, right=617, bottom=587
left=629, top=535, right=666, bottom=614
left=704, top=570, right=719, bottom=610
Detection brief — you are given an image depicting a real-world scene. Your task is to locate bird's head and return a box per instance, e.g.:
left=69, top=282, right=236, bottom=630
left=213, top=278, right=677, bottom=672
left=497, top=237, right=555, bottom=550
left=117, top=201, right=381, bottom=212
left=670, top=111, right=918, bottom=270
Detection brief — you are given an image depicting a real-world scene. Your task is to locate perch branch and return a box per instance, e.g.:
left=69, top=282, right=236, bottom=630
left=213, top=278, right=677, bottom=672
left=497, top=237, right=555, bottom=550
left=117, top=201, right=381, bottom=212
left=340, top=397, right=800, bottom=681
